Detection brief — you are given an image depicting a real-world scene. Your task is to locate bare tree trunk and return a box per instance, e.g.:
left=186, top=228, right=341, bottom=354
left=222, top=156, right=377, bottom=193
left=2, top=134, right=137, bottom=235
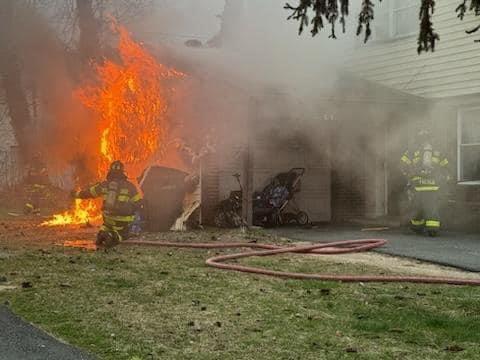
left=0, top=0, right=33, bottom=159
left=76, top=0, right=100, bottom=62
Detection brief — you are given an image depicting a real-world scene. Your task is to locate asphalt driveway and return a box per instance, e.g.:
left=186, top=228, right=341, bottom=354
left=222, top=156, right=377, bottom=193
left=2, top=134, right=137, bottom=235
left=273, top=226, right=480, bottom=272
left=0, top=306, right=94, bottom=360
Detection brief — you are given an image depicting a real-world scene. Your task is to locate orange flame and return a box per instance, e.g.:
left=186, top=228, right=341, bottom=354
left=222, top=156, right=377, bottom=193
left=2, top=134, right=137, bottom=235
left=43, top=24, right=185, bottom=227
left=42, top=199, right=102, bottom=226
left=77, top=24, right=185, bottom=177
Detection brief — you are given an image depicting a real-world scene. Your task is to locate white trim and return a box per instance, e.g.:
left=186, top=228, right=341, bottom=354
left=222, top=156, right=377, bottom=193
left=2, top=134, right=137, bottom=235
left=457, top=109, right=462, bottom=181
left=457, top=106, right=480, bottom=183
left=458, top=181, right=480, bottom=186
left=388, top=0, right=394, bottom=39
left=460, top=143, right=480, bottom=147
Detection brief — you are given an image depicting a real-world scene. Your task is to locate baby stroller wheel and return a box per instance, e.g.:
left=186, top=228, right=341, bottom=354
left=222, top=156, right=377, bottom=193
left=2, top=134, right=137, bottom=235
left=264, top=211, right=281, bottom=228
left=296, top=211, right=309, bottom=226
left=282, top=213, right=297, bottom=225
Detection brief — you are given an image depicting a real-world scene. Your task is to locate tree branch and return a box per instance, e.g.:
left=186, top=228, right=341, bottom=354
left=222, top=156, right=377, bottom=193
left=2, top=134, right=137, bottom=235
left=356, top=0, right=376, bottom=43
left=456, top=0, right=480, bottom=42
left=417, top=0, right=439, bottom=54
left=285, top=0, right=480, bottom=53
left=284, top=0, right=351, bottom=38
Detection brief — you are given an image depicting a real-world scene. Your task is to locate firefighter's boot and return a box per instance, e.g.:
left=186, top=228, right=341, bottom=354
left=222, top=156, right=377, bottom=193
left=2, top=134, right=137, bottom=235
left=96, top=229, right=121, bottom=249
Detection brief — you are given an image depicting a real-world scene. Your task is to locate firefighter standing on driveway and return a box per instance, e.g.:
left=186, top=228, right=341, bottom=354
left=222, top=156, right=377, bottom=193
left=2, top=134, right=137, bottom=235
left=400, top=130, right=450, bottom=236
left=72, top=161, right=142, bottom=248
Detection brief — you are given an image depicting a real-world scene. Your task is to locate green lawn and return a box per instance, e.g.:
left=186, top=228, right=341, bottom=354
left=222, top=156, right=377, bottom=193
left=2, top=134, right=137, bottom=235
left=0, top=228, right=479, bottom=359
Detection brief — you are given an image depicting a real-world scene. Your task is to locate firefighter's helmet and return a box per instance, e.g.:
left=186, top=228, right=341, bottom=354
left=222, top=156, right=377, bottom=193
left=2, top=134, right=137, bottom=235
left=415, top=129, right=431, bottom=146
left=417, top=129, right=430, bottom=138
left=110, top=160, right=125, bottom=172
left=107, top=160, right=127, bottom=181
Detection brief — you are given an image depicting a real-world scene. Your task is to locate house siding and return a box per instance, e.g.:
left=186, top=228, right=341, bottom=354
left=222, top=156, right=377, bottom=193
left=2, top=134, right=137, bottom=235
left=348, top=0, right=480, bottom=99
left=201, top=153, right=221, bottom=223
left=202, top=98, right=334, bottom=225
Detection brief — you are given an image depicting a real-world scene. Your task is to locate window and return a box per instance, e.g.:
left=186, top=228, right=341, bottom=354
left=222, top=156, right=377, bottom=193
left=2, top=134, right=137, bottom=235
left=370, top=0, right=418, bottom=41
left=392, top=0, right=418, bottom=38
left=458, top=107, right=480, bottom=183
left=371, top=1, right=391, bottom=41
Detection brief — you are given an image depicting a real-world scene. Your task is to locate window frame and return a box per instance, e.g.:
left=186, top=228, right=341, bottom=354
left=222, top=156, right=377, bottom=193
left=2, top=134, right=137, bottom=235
left=368, top=0, right=418, bottom=43
left=390, top=0, right=418, bottom=39
left=457, top=106, right=480, bottom=185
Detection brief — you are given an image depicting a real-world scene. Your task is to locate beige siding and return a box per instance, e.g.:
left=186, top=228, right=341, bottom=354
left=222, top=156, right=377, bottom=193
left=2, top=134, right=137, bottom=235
left=348, top=0, right=480, bottom=98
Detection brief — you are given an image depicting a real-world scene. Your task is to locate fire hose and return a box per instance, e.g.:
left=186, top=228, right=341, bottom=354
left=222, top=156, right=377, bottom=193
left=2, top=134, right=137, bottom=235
left=123, top=239, right=480, bottom=286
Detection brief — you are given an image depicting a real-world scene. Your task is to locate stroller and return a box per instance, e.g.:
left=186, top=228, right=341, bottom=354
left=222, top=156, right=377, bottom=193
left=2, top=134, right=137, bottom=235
left=252, top=168, right=309, bottom=227
left=214, top=168, right=309, bottom=228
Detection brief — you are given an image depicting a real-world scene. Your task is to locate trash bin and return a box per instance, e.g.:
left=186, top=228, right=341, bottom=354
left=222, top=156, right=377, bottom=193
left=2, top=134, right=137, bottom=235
left=139, top=166, right=188, bottom=232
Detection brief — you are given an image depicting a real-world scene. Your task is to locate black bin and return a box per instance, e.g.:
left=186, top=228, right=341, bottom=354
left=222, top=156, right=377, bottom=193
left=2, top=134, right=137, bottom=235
left=139, top=166, right=187, bottom=232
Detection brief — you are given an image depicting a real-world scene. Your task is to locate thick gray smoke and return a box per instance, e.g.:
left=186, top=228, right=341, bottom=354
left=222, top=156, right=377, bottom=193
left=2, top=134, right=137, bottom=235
left=131, top=0, right=429, bottom=222
left=0, top=0, right=440, bottom=223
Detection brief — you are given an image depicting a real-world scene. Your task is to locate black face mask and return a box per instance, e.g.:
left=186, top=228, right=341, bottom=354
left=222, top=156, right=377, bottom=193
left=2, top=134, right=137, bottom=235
left=107, top=169, right=127, bottom=182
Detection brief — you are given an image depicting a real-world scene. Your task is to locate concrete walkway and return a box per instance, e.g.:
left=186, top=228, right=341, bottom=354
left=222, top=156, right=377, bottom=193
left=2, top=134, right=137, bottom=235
left=0, top=306, right=94, bottom=360
left=273, top=226, right=480, bottom=272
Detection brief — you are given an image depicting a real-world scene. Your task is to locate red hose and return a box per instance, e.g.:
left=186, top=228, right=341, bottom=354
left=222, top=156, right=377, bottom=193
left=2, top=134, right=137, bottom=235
left=123, top=239, right=480, bottom=286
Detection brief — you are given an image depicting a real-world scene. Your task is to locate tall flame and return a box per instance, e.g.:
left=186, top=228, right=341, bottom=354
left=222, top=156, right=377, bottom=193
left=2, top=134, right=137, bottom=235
left=78, top=24, right=184, bottom=177
left=42, top=24, right=184, bottom=227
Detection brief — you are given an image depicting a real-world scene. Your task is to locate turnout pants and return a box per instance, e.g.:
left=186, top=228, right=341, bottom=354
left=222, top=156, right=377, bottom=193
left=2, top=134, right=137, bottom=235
left=97, top=214, right=133, bottom=248
left=410, top=189, right=440, bottom=232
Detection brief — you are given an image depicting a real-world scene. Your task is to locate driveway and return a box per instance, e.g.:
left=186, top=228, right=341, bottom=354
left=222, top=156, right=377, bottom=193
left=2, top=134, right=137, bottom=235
left=273, top=226, right=480, bottom=272
left=0, top=306, right=94, bottom=360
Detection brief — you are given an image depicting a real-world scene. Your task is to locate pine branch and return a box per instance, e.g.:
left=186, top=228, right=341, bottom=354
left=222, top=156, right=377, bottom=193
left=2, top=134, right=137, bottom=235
left=326, top=0, right=339, bottom=39
left=356, top=0, right=376, bottom=43
left=456, top=0, right=468, bottom=20
left=417, top=0, right=439, bottom=54
left=285, top=0, right=480, bottom=53
left=284, top=0, right=351, bottom=38
left=285, top=0, right=312, bottom=36
left=456, top=0, right=480, bottom=41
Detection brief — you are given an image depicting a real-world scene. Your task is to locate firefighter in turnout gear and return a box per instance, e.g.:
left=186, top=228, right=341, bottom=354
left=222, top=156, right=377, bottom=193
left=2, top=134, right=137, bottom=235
left=400, top=130, right=450, bottom=236
left=24, top=154, right=50, bottom=215
left=72, top=161, right=143, bottom=248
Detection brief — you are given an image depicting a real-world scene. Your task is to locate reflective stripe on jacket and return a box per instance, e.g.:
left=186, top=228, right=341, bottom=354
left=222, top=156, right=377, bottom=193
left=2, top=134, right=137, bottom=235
left=75, top=179, right=143, bottom=219
left=400, top=148, right=449, bottom=188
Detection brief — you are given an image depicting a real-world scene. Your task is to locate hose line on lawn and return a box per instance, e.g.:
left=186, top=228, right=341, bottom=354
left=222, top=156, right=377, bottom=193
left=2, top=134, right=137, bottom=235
left=123, top=239, right=480, bottom=286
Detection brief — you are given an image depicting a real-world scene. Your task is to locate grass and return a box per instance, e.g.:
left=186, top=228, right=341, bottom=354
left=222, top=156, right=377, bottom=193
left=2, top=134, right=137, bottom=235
left=0, top=228, right=479, bottom=359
